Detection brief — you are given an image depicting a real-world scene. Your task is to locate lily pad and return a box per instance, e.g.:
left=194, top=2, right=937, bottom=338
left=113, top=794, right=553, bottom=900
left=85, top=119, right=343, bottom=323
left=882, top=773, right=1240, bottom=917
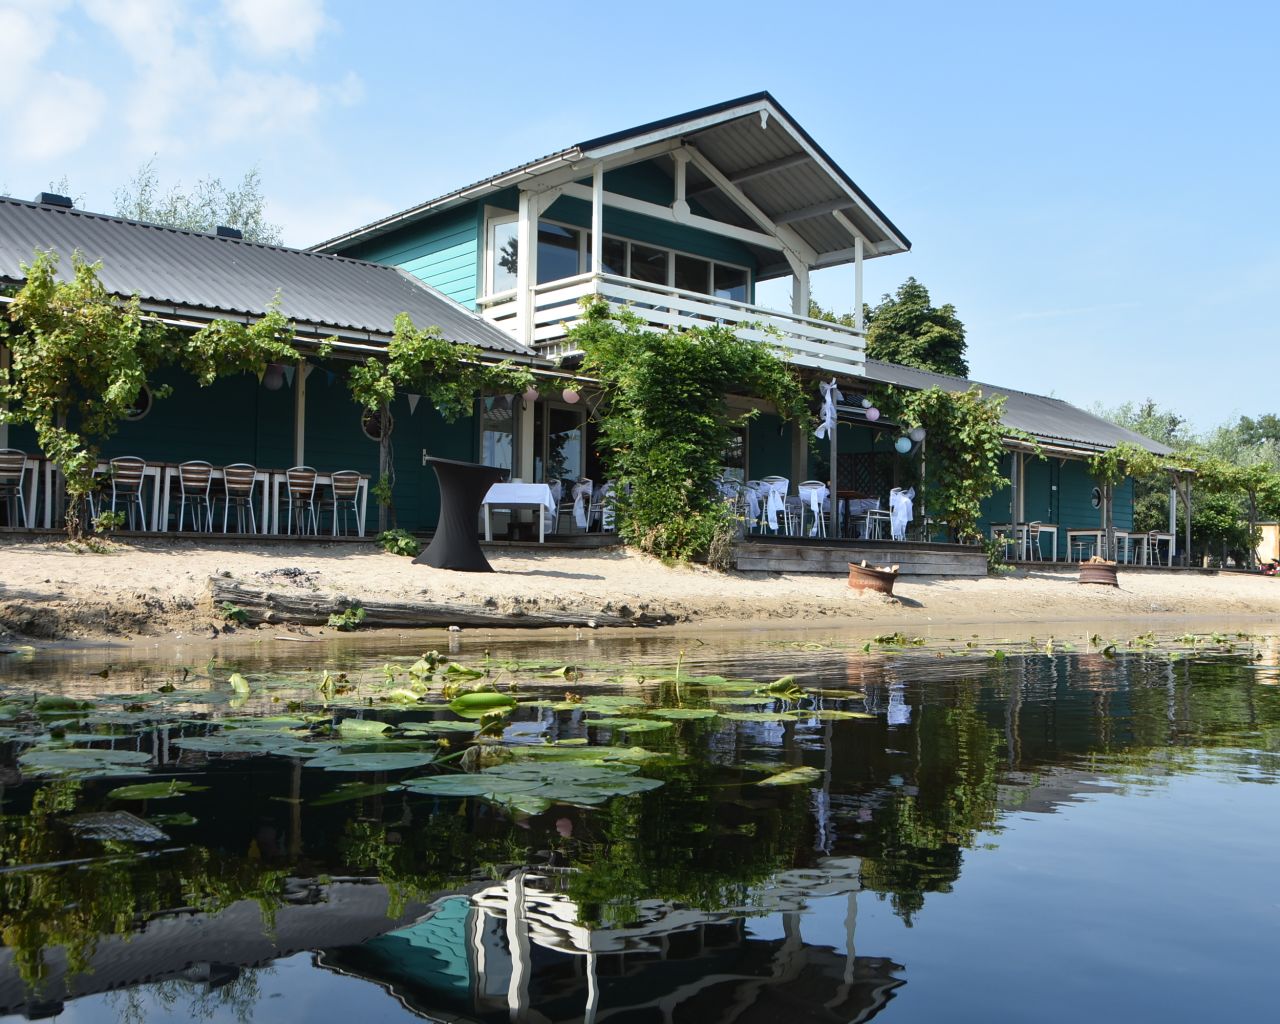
left=228, top=673, right=252, bottom=694
left=709, top=696, right=777, bottom=707
left=19, top=746, right=152, bottom=778
left=174, top=730, right=335, bottom=758
left=338, top=718, right=391, bottom=738
left=789, top=710, right=874, bottom=720
left=310, top=781, right=402, bottom=806
left=757, top=765, right=823, bottom=787
left=403, top=760, right=661, bottom=811
left=585, top=718, right=673, bottom=734
left=400, top=720, right=481, bottom=734
left=647, top=708, right=718, bottom=720
left=107, top=780, right=209, bottom=800
left=719, top=711, right=794, bottom=723
left=304, top=749, right=436, bottom=772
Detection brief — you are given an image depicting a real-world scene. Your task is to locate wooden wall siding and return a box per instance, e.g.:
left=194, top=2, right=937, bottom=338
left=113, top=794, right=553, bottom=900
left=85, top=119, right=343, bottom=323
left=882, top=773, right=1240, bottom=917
left=748, top=414, right=792, bottom=480
left=341, top=203, right=481, bottom=309
left=735, top=539, right=987, bottom=576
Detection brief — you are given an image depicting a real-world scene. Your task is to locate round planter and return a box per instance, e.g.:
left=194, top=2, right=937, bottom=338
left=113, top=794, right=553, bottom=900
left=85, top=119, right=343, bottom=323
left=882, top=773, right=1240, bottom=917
left=1078, top=563, right=1118, bottom=587
left=849, top=562, right=898, bottom=596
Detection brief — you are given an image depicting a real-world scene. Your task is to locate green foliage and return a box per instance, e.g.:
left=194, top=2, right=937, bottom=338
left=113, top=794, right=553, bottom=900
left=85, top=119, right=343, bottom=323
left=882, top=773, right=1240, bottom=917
left=327, top=605, right=367, bottom=631
left=219, top=602, right=248, bottom=624
left=91, top=509, right=126, bottom=535
left=347, top=313, right=532, bottom=421
left=112, top=158, right=283, bottom=244
left=1, top=251, right=173, bottom=536
left=371, top=475, right=393, bottom=509
left=569, top=299, right=806, bottom=563
left=1087, top=441, right=1166, bottom=487
left=2, top=252, right=308, bottom=537
left=377, top=528, right=421, bottom=557
left=873, top=384, right=1014, bottom=543
left=865, top=277, right=969, bottom=377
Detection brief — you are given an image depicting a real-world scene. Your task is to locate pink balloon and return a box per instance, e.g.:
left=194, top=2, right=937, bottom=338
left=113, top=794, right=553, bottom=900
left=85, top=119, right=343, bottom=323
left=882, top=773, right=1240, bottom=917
left=523, top=386, right=539, bottom=403
left=865, top=407, right=880, bottom=422
left=562, top=388, right=581, bottom=404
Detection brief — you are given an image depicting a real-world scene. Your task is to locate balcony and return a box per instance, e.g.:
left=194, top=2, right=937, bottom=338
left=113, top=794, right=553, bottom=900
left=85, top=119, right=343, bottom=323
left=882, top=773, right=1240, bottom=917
left=479, top=273, right=866, bottom=377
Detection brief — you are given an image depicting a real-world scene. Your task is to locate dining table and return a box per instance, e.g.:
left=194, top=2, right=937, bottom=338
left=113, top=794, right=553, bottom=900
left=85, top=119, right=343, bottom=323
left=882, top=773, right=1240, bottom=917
left=42, top=459, right=164, bottom=530
left=989, top=523, right=1060, bottom=562
left=157, top=465, right=273, bottom=535
left=266, top=471, right=369, bottom=537
left=481, top=482, right=557, bottom=543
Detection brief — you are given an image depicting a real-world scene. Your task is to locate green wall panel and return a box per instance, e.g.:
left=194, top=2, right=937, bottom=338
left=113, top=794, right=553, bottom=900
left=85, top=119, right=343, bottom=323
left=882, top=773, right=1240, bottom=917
left=748, top=414, right=791, bottom=480
left=340, top=203, right=480, bottom=309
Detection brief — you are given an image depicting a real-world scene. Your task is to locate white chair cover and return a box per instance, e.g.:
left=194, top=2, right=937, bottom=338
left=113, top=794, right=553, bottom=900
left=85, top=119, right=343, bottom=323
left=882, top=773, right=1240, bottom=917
left=743, top=483, right=763, bottom=528
left=889, top=487, right=915, bottom=541
left=763, top=479, right=789, bottom=532
left=572, top=479, right=593, bottom=529
left=798, top=483, right=830, bottom=537
left=546, top=479, right=564, bottom=532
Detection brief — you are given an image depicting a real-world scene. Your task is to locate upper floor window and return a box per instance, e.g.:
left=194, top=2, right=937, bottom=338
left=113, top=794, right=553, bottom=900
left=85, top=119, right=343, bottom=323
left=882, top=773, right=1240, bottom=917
left=489, top=219, right=519, bottom=293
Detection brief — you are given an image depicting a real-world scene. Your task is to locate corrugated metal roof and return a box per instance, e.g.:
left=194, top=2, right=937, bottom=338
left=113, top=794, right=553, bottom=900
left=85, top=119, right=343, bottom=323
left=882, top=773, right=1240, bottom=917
left=0, top=197, right=532, bottom=357
left=859, top=358, right=1172, bottom=456
left=310, top=92, right=909, bottom=270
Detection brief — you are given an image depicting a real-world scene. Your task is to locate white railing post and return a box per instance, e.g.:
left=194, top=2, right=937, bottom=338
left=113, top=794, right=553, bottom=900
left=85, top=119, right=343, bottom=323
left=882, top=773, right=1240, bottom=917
left=591, top=164, right=604, bottom=275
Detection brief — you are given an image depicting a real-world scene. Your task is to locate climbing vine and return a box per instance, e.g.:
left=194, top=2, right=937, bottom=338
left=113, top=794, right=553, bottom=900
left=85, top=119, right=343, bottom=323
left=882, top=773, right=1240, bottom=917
left=1, top=250, right=312, bottom=537
left=346, top=312, right=533, bottom=529
left=569, top=298, right=807, bottom=563
left=872, top=384, right=1021, bottom=544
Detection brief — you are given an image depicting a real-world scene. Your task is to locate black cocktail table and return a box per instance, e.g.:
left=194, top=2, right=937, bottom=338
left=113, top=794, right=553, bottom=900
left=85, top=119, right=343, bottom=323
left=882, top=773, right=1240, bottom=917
left=413, top=457, right=508, bottom=572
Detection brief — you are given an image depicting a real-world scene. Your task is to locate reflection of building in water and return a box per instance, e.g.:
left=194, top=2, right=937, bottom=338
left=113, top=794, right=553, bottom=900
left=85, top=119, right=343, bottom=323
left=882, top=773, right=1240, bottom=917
left=0, top=879, right=434, bottom=1019
left=320, top=855, right=904, bottom=1023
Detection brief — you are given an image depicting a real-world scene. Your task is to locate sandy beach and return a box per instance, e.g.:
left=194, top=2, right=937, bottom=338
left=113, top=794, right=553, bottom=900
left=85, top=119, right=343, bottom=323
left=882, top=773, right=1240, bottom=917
left=2, top=535, right=1279, bottom=645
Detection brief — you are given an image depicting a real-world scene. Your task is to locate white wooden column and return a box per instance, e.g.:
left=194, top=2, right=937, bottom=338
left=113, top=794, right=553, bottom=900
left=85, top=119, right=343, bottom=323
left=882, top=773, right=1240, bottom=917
left=518, top=393, right=536, bottom=482
left=293, top=359, right=306, bottom=466
left=791, top=263, right=810, bottom=317
left=516, top=189, right=538, bottom=347
left=590, top=163, right=604, bottom=275
left=853, top=236, right=865, bottom=333
left=672, top=150, right=689, bottom=217
left=789, top=415, right=808, bottom=486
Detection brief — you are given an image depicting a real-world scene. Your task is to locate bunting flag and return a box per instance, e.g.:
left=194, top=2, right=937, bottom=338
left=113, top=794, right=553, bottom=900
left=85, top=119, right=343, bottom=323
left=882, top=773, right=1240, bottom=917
left=815, top=378, right=843, bottom=440
left=303, top=362, right=315, bottom=381
left=324, top=370, right=336, bottom=386
left=282, top=364, right=295, bottom=389
left=406, top=394, right=421, bottom=415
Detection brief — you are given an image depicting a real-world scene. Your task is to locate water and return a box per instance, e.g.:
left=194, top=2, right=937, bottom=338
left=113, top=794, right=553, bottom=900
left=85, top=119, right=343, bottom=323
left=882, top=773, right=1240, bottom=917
left=1, top=629, right=1278, bottom=1023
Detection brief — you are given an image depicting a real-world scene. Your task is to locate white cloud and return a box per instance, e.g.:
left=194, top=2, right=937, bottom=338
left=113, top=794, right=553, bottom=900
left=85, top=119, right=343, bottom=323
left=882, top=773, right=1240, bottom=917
left=207, top=70, right=324, bottom=141
left=221, top=0, right=330, bottom=56
left=11, top=72, right=107, bottom=160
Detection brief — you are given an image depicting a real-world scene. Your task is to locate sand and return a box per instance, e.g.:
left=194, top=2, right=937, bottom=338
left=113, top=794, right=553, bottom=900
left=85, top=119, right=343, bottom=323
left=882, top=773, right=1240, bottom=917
left=2, top=535, right=1279, bottom=645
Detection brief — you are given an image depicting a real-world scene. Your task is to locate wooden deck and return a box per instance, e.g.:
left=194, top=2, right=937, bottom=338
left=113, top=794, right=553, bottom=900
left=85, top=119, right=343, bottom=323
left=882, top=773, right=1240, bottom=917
left=734, top=536, right=987, bottom=576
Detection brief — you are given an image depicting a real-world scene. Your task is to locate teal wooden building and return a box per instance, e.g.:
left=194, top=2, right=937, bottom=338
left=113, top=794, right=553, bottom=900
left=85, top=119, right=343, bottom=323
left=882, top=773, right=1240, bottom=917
left=2, top=93, right=1173, bottom=555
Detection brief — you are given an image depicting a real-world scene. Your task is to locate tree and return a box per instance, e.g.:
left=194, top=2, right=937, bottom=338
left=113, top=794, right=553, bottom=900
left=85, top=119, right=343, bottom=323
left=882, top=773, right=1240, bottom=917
left=113, top=159, right=283, bottom=244
left=865, top=278, right=969, bottom=377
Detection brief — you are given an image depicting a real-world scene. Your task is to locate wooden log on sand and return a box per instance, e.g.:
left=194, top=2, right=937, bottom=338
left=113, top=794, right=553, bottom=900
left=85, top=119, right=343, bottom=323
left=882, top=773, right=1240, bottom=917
left=207, top=576, right=666, bottom=629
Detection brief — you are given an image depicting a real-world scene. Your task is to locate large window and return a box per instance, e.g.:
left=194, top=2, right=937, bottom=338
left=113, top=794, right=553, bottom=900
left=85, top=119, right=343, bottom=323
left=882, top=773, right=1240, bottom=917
left=534, top=404, right=585, bottom=484
left=489, top=219, right=519, bottom=293
left=480, top=395, right=517, bottom=473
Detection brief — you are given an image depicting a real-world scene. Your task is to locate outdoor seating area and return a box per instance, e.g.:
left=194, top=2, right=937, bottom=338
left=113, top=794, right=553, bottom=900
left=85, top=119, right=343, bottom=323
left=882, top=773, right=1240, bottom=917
left=720, top=475, right=926, bottom=542
left=0, top=450, right=369, bottom=537
left=991, top=522, right=1176, bottom=565
left=481, top=478, right=618, bottom=543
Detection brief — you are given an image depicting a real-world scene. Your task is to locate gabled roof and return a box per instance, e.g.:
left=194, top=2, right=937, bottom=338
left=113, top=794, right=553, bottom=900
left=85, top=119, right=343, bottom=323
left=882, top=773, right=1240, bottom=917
left=0, top=196, right=533, bottom=357
left=859, top=358, right=1173, bottom=457
left=311, top=92, right=909, bottom=276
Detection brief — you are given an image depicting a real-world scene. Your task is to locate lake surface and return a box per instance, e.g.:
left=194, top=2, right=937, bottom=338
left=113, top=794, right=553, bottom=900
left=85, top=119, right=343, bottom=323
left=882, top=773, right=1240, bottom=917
left=1, top=628, right=1277, bottom=1023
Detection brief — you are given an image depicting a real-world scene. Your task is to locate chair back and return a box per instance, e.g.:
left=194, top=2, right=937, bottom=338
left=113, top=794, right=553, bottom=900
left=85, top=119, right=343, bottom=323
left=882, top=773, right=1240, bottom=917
left=110, top=457, right=146, bottom=494
left=223, top=464, right=257, bottom=497
left=1027, top=520, right=1042, bottom=537
left=331, top=470, right=361, bottom=499
left=286, top=466, right=317, bottom=499
left=0, top=449, right=27, bottom=480
left=178, top=460, right=214, bottom=495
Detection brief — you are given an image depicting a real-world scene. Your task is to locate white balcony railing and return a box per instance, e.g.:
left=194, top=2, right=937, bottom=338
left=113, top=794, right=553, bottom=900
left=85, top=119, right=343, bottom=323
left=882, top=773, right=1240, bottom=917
left=478, top=273, right=865, bottom=376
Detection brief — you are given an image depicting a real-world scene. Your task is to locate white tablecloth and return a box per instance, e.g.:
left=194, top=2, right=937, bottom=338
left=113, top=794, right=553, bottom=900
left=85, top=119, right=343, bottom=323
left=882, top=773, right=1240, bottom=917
left=483, top=482, right=558, bottom=541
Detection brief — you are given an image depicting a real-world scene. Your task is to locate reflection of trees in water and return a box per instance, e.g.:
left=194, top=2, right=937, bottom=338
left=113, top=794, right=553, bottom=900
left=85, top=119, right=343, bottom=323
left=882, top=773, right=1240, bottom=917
left=106, top=967, right=270, bottom=1024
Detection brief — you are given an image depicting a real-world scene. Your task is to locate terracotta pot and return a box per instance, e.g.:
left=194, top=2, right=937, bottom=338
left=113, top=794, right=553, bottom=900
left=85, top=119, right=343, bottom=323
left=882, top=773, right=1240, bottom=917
left=1078, top=563, right=1118, bottom=587
left=848, top=562, right=898, bottom=595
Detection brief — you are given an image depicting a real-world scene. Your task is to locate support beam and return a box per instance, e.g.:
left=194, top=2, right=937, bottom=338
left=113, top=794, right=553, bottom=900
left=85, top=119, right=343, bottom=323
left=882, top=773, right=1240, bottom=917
left=672, top=150, right=689, bottom=217
left=774, top=197, right=855, bottom=225
left=518, top=392, right=536, bottom=482
left=590, top=163, right=603, bottom=275
left=559, top=181, right=786, bottom=252
left=515, top=190, right=536, bottom=347
left=0, top=344, right=9, bottom=450
left=686, top=152, right=811, bottom=199
left=293, top=359, right=306, bottom=466
left=854, top=236, right=865, bottom=333
left=791, top=263, right=810, bottom=317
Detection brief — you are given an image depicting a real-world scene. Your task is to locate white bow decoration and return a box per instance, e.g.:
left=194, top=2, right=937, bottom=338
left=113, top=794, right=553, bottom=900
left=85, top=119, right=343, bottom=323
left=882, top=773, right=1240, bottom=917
left=815, top=378, right=843, bottom=441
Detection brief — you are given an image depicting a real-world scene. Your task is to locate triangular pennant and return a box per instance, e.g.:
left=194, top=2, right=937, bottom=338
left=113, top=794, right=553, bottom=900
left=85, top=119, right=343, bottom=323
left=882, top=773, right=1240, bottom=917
left=325, top=370, right=336, bottom=386
left=282, top=364, right=295, bottom=388
left=302, top=363, right=315, bottom=380
left=406, top=393, right=421, bottom=415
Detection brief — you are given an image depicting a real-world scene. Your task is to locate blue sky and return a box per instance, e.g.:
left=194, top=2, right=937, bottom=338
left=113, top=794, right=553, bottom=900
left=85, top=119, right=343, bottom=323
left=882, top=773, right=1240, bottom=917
left=2, top=0, right=1276, bottom=427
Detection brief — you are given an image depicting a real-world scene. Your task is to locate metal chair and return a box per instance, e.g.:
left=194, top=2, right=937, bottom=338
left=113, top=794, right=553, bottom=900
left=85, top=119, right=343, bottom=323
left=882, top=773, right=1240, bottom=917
left=797, top=480, right=829, bottom=537
left=108, top=457, right=148, bottom=530
left=760, top=475, right=791, bottom=534
left=1145, top=530, right=1165, bottom=567
left=174, top=460, right=214, bottom=532
left=0, top=449, right=30, bottom=528
left=321, top=470, right=363, bottom=536
left=221, top=463, right=259, bottom=534
left=1024, top=521, right=1044, bottom=561
left=284, top=466, right=319, bottom=535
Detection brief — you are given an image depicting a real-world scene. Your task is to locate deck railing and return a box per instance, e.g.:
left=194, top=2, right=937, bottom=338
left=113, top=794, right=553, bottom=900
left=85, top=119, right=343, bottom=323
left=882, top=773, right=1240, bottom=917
left=478, top=273, right=866, bottom=376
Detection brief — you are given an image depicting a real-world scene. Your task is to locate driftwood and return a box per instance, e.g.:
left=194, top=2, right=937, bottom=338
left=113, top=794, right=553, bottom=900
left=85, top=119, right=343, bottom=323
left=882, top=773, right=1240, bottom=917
left=208, top=576, right=666, bottom=629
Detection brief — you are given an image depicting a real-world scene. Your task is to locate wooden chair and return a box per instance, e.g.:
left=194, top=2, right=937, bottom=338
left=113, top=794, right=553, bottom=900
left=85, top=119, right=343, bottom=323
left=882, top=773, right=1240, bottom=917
left=108, top=457, right=148, bottom=531
left=0, top=449, right=30, bottom=528
left=175, top=460, right=214, bottom=532
left=221, top=464, right=258, bottom=534
left=320, top=470, right=363, bottom=536
left=284, top=466, right=319, bottom=535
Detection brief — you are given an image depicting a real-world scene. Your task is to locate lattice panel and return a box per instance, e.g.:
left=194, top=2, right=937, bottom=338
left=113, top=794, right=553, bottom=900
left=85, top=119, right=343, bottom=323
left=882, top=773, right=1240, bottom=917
left=838, top=453, right=892, bottom=497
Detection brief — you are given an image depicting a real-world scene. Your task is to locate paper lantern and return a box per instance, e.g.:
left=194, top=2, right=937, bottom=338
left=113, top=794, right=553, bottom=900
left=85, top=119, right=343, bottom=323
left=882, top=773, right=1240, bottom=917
left=894, top=436, right=913, bottom=454
left=861, top=397, right=872, bottom=409
left=562, top=388, right=581, bottom=404
left=908, top=426, right=926, bottom=443
left=865, top=407, right=880, bottom=422
left=523, top=386, right=539, bottom=403
left=262, top=363, right=286, bottom=391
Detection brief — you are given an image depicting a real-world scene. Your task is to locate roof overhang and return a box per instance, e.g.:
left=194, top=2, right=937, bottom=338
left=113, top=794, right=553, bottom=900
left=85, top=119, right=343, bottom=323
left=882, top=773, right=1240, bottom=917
left=310, top=92, right=910, bottom=273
